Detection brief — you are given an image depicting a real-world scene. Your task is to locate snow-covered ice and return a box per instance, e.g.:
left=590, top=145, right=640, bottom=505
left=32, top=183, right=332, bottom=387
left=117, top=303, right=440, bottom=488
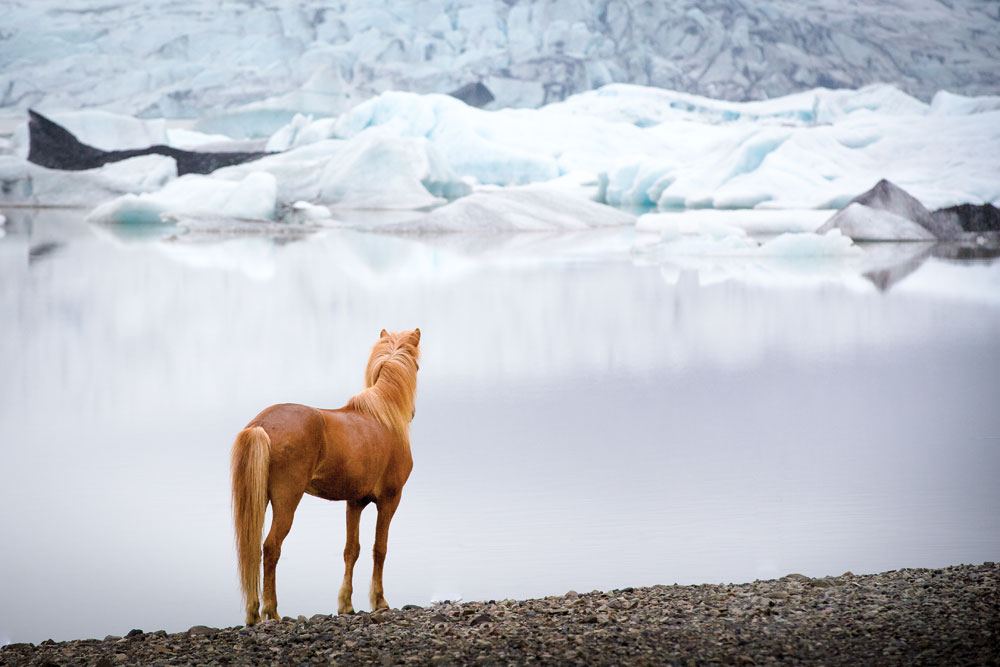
left=248, top=83, right=1000, bottom=215
left=383, top=188, right=635, bottom=233
left=3, top=77, right=998, bottom=241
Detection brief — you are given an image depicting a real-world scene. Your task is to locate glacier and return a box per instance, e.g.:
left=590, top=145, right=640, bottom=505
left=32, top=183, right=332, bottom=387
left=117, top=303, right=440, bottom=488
left=1, top=0, right=998, bottom=121
left=2, top=82, right=997, bottom=237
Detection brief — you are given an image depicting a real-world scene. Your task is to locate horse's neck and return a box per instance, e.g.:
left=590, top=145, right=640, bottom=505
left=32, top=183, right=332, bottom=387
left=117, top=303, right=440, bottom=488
left=346, top=384, right=411, bottom=440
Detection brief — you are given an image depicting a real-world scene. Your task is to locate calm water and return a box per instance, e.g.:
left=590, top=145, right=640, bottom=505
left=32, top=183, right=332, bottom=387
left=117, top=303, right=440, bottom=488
left=2, top=209, right=999, bottom=644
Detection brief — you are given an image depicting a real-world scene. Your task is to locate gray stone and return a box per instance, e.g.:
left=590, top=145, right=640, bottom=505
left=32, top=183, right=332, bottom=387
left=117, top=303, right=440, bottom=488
left=469, top=613, right=495, bottom=626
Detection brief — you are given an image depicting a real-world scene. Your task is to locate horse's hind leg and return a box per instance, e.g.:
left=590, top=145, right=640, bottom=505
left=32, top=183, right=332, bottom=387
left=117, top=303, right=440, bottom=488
left=370, top=493, right=401, bottom=611
left=338, top=500, right=365, bottom=614
left=261, top=491, right=302, bottom=621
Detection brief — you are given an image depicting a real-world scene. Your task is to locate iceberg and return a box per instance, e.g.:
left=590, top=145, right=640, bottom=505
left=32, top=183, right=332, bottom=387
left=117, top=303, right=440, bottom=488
left=313, top=132, right=467, bottom=209
left=817, top=203, right=937, bottom=242
left=379, top=188, right=635, bottom=233
left=264, top=84, right=1000, bottom=213
left=216, top=131, right=470, bottom=211
left=816, top=179, right=999, bottom=241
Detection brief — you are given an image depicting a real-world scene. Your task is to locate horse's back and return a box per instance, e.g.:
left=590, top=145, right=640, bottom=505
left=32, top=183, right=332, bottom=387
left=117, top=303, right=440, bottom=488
left=247, top=403, right=326, bottom=483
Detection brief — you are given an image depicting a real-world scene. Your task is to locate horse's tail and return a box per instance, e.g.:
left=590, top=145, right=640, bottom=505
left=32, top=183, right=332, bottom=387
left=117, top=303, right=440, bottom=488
left=231, top=425, right=270, bottom=622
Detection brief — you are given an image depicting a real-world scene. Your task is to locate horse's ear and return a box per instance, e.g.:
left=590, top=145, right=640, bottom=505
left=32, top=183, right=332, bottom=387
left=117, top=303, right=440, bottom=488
left=411, top=328, right=421, bottom=345
left=380, top=329, right=388, bottom=339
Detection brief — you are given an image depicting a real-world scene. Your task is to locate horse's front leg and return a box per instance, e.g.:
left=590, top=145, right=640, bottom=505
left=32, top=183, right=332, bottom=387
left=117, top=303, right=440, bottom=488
left=370, top=493, right=402, bottom=611
left=338, top=500, right=365, bottom=614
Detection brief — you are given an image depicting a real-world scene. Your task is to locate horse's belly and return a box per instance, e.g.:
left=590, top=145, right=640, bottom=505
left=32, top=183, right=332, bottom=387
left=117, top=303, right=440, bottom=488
left=304, top=479, right=347, bottom=501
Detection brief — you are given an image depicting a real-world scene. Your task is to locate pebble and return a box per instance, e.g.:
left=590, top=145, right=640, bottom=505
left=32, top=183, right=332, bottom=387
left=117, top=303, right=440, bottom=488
left=2, top=563, right=997, bottom=666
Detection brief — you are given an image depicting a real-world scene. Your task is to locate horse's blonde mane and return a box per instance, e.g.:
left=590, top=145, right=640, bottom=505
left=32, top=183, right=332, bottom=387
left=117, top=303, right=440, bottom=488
left=346, top=329, right=420, bottom=439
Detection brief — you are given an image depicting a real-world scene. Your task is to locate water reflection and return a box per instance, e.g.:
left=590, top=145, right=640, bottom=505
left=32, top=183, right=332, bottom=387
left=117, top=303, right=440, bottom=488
left=1, top=209, right=998, bottom=644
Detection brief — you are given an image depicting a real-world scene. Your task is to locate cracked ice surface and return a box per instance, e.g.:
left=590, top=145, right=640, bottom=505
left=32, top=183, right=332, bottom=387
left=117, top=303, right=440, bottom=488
left=1, top=0, right=998, bottom=121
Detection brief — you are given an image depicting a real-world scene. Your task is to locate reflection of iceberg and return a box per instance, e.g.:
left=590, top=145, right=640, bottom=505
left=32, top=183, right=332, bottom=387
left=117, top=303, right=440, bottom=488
left=154, top=238, right=280, bottom=281
left=4, top=213, right=1000, bottom=433
left=633, top=209, right=864, bottom=286
left=857, top=243, right=937, bottom=291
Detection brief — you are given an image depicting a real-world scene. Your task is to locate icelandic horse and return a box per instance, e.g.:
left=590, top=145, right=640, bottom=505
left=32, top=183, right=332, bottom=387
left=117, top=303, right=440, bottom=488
left=230, top=328, right=420, bottom=625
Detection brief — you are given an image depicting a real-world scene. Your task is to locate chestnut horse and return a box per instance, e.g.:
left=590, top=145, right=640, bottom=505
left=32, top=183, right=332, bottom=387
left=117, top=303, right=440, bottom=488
left=231, top=328, right=420, bottom=625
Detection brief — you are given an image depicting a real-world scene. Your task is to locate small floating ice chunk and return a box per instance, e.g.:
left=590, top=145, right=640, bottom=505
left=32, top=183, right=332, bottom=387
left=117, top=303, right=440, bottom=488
left=291, top=201, right=333, bottom=220
left=638, top=227, right=859, bottom=258
left=637, top=209, right=835, bottom=235
left=282, top=200, right=336, bottom=225
left=756, top=229, right=861, bottom=256
left=85, top=171, right=278, bottom=224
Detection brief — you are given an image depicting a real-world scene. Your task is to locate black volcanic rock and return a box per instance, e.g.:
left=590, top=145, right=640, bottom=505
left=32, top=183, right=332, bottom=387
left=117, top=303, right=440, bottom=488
left=931, top=203, right=1000, bottom=233
left=27, top=110, right=273, bottom=176
left=448, top=82, right=495, bottom=108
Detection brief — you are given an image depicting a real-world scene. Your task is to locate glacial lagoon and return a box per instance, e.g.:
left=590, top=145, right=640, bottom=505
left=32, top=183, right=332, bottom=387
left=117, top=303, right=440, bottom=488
left=1, top=209, right=998, bottom=644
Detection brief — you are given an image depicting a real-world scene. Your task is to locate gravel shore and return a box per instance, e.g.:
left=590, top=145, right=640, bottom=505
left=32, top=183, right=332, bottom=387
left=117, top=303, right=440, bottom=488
left=3, top=563, right=997, bottom=666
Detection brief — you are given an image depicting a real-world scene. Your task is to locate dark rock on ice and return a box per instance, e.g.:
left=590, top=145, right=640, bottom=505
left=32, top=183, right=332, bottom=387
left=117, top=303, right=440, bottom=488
left=816, top=179, right=989, bottom=241
left=448, top=82, right=495, bottom=108
left=851, top=178, right=961, bottom=238
left=26, top=109, right=273, bottom=176
left=931, top=203, right=1000, bottom=233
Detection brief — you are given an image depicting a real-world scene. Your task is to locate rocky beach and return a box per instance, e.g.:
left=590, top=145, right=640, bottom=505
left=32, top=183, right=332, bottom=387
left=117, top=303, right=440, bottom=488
left=3, top=562, right=996, bottom=666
